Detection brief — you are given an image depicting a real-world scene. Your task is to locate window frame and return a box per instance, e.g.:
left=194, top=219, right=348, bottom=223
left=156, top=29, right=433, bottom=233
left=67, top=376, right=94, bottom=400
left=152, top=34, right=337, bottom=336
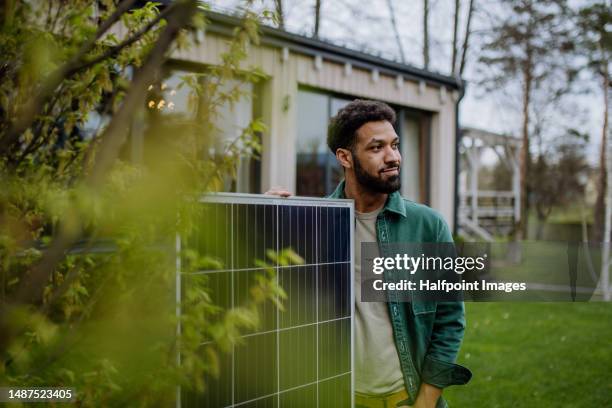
left=296, top=86, right=431, bottom=203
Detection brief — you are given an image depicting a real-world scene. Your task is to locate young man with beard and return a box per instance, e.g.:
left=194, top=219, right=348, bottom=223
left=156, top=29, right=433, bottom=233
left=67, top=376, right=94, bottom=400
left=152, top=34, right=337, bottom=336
left=267, top=99, right=471, bottom=408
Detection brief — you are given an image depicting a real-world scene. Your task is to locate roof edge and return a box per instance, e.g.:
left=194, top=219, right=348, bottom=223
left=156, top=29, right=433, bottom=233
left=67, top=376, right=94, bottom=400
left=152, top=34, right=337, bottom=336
left=203, top=10, right=463, bottom=90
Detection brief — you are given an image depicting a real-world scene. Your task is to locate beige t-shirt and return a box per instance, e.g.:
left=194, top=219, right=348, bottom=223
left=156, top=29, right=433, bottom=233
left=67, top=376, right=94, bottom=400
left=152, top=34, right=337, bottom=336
left=354, top=207, right=405, bottom=396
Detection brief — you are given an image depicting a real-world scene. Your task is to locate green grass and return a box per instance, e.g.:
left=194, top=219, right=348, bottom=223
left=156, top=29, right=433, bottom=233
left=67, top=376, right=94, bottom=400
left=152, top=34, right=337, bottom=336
left=443, top=302, right=612, bottom=407
left=546, top=205, right=593, bottom=225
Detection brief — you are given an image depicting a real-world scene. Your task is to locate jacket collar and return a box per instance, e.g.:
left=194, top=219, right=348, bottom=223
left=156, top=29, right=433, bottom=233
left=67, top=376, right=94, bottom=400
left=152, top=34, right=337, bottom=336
left=329, top=180, right=407, bottom=218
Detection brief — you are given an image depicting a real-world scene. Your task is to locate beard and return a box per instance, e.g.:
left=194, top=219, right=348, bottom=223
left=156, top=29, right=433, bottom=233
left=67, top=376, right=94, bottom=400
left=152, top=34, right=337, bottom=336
left=353, top=153, right=401, bottom=194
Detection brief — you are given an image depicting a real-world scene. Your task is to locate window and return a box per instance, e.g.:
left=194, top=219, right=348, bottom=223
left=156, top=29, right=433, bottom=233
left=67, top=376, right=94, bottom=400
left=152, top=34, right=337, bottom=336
left=134, top=67, right=260, bottom=193
left=296, top=89, right=351, bottom=197
left=212, top=79, right=258, bottom=193
left=296, top=88, right=430, bottom=202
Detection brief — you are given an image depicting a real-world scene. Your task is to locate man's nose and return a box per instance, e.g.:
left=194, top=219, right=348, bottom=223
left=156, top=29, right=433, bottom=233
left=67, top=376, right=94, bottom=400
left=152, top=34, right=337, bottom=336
left=384, top=146, right=401, bottom=164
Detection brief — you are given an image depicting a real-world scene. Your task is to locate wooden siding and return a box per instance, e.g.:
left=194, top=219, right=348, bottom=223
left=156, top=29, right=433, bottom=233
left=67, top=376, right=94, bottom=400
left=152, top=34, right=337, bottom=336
left=171, top=33, right=458, bottom=227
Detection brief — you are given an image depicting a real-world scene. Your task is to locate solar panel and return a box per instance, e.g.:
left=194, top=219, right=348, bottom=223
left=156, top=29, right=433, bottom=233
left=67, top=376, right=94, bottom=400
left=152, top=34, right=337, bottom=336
left=177, top=193, right=354, bottom=408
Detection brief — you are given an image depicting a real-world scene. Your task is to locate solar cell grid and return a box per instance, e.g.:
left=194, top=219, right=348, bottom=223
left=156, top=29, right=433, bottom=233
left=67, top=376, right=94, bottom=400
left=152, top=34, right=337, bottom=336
left=178, top=194, right=354, bottom=408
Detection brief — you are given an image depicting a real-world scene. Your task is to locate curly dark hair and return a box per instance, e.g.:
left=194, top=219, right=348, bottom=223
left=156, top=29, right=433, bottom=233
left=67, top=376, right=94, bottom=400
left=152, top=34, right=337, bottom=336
left=327, top=99, right=396, bottom=154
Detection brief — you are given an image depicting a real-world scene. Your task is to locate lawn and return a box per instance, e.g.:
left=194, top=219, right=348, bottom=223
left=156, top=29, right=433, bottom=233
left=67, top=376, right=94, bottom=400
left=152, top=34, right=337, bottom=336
left=443, top=302, right=612, bottom=407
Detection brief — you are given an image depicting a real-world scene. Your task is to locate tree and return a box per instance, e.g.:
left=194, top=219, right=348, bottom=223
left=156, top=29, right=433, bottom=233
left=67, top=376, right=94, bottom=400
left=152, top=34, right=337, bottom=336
left=451, top=0, right=460, bottom=74
left=313, top=0, right=321, bottom=38
left=477, top=0, right=577, bottom=239
left=0, top=0, right=287, bottom=404
left=576, top=3, right=611, bottom=242
left=386, top=0, right=406, bottom=63
left=530, top=129, right=589, bottom=238
left=459, top=0, right=474, bottom=76
left=274, top=0, right=284, bottom=29
left=423, top=0, right=430, bottom=69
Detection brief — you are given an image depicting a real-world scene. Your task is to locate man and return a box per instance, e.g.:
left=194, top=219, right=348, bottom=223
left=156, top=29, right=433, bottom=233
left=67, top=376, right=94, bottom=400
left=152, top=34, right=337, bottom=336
left=267, top=99, right=471, bottom=408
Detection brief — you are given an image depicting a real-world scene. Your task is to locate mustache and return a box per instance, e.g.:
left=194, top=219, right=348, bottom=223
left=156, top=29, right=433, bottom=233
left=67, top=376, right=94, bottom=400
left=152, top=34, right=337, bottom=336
left=380, top=164, right=400, bottom=172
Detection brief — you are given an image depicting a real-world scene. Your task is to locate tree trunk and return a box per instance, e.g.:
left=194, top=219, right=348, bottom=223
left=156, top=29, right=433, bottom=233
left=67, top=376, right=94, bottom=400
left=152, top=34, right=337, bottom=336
left=536, top=216, right=545, bottom=240
left=593, top=58, right=610, bottom=242
left=275, top=0, right=284, bottom=30
left=517, top=56, right=533, bottom=240
left=459, top=0, right=474, bottom=76
left=313, top=0, right=321, bottom=38
left=386, top=0, right=406, bottom=63
left=451, top=0, right=460, bottom=75
left=423, top=0, right=429, bottom=69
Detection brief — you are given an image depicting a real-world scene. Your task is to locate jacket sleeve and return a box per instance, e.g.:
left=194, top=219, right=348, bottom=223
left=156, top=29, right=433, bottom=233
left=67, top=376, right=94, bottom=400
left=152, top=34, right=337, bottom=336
left=421, top=218, right=472, bottom=388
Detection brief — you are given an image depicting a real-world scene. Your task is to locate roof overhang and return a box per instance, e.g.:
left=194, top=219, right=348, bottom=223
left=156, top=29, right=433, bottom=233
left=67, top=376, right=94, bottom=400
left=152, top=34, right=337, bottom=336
left=203, top=10, right=463, bottom=91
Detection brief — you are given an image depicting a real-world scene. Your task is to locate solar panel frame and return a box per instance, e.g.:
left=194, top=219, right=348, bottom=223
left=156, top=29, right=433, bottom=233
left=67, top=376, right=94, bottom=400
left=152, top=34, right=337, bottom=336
left=176, top=193, right=355, bottom=408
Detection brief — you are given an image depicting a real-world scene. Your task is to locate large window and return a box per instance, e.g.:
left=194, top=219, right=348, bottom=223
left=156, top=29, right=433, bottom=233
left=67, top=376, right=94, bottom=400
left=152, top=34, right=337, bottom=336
left=133, top=66, right=260, bottom=193
left=212, top=79, right=258, bottom=193
left=296, top=89, right=429, bottom=202
left=296, top=89, right=350, bottom=197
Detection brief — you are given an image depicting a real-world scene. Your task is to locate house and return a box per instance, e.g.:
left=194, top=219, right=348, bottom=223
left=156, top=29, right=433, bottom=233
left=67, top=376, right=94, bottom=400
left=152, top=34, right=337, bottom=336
left=132, top=9, right=464, bottom=232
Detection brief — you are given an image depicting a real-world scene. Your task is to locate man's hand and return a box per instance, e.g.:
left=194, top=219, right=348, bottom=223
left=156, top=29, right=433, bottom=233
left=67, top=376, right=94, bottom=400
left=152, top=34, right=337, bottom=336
left=412, top=383, right=442, bottom=408
left=264, top=186, right=292, bottom=197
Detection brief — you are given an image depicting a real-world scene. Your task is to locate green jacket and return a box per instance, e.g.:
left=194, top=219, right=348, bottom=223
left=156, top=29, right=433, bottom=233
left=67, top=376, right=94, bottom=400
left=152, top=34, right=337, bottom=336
left=329, top=181, right=472, bottom=408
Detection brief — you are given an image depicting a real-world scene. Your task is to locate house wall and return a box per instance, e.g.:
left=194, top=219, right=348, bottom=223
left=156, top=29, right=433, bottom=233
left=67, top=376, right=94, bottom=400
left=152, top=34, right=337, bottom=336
left=172, top=33, right=458, bottom=229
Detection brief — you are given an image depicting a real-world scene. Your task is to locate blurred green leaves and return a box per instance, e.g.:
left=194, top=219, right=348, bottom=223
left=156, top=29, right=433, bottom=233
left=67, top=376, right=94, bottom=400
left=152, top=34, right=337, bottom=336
left=0, top=0, right=281, bottom=405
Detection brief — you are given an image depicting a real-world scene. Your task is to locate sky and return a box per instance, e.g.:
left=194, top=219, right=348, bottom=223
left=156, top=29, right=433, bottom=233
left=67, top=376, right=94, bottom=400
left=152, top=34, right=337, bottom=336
left=208, top=0, right=606, bottom=165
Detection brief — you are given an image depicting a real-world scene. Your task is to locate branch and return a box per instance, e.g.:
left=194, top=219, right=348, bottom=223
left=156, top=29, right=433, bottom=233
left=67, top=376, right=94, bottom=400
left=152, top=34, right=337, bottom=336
left=451, top=0, right=460, bottom=75
left=10, top=0, right=198, bottom=305
left=313, top=0, right=321, bottom=38
left=75, top=2, right=177, bottom=74
left=0, top=0, right=138, bottom=157
left=459, top=0, right=474, bottom=76
left=423, top=0, right=429, bottom=69
left=92, top=0, right=140, bottom=45
left=274, top=0, right=284, bottom=29
left=9, top=5, right=176, bottom=170
left=386, top=0, right=406, bottom=63
left=85, top=2, right=195, bottom=186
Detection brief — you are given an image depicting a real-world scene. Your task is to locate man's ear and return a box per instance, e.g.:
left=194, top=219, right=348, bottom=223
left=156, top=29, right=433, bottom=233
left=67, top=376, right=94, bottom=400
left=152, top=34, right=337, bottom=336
left=336, top=148, right=353, bottom=170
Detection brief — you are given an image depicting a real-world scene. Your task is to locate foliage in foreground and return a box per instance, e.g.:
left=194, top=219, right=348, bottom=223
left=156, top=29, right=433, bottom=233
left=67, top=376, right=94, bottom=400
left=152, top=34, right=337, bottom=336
left=0, top=1, right=286, bottom=405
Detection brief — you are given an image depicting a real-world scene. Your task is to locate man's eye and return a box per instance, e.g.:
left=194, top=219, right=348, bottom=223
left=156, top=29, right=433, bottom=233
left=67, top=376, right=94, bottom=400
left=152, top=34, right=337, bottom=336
left=392, top=144, right=399, bottom=150
left=372, top=145, right=382, bottom=151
